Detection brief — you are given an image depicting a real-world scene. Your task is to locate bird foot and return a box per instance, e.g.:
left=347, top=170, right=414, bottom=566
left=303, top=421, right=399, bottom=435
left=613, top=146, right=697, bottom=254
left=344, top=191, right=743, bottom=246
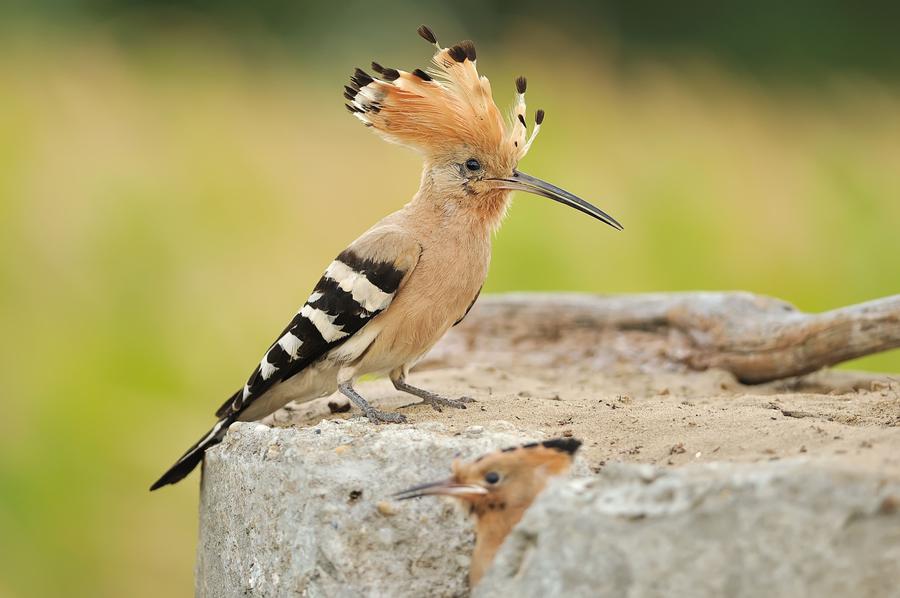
left=361, top=407, right=407, bottom=424
left=419, top=394, right=474, bottom=413
left=339, top=381, right=407, bottom=424
left=392, top=379, right=475, bottom=413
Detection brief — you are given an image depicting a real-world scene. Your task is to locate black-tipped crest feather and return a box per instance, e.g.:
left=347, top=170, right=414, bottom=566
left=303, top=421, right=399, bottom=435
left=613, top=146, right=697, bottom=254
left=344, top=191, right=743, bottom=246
left=370, top=63, right=400, bottom=82
left=495, top=437, right=582, bottom=456
left=458, top=40, right=477, bottom=61
left=352, top=68, right=374, bottom=87
left=516, top=76, right=527, bottom=94
left=541, top=437, right=581, bottom=455
left=417, top=24, right=437, bottom=44
left=448, top=45, right=467, bottom=62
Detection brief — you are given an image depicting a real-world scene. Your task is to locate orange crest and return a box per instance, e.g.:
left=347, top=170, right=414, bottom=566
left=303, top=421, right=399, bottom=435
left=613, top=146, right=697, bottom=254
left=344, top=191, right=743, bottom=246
left=344, top=25, right=543, bottom=168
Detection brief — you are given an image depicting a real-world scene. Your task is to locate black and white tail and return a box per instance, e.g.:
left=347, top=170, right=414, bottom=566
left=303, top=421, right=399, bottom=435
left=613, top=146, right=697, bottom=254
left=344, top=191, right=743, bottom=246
left=150, top=247, right=409, bottom=490
left=149, top=415, right=235, bottom=491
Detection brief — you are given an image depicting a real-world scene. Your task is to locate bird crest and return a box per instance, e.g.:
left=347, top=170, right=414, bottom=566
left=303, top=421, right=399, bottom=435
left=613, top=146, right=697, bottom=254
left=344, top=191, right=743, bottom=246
left=456, top=437, right=581, bottom=484
left=395, top=437, right=581, bottom=503
left=344, top=25, right=543, bottom=169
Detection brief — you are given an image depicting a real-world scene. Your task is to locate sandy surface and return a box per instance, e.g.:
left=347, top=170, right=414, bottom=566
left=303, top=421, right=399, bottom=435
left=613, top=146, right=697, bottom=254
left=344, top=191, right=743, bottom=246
left=267, top=363, right=900, bottom=479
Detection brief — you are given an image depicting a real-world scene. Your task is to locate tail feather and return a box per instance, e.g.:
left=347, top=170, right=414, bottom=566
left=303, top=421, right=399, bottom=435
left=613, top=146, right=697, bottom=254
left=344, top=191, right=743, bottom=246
left=149, top=416, right=235, bottom=491
left=215, top=388, right=242, bottom=418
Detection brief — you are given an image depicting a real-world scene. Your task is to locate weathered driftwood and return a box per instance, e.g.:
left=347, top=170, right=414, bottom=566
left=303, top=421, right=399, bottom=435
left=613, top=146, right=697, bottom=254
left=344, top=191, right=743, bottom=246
left=419, top=292, right=900, bottom=383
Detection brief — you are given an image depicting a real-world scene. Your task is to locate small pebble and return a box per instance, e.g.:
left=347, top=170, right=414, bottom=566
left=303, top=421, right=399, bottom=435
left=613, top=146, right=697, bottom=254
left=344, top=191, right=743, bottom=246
left=376, top=501, right=397, bottom=516
left=377, top=527, right=395, bottom=544
left=465, top=425, right=484, bottom=438
left=879, top=495, right=899, bottom=515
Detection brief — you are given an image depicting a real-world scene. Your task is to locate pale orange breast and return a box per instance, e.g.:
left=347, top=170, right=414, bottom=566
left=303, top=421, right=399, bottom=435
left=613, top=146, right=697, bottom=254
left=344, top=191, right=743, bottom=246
left=352, top=213, right=491, bottom=375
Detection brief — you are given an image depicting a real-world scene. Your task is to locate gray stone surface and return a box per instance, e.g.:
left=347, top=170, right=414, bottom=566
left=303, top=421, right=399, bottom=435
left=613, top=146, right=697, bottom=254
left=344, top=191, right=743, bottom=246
left=477, top=461, right=900, bottom=598
left=198, top=421, right=900, bottom=598
left=196, top=420, right=542, bottom=598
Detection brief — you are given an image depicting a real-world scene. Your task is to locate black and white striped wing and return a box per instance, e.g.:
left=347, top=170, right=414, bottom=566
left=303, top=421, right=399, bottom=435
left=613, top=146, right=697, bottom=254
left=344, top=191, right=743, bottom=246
left=150, top=233, right=420, bottom=490
left=215, top=247, right=411, bottom=418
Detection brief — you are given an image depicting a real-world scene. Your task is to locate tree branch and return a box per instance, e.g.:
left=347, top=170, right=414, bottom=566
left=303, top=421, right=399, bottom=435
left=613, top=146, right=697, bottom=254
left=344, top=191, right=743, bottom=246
left=420, top=292, right=900, bottom=383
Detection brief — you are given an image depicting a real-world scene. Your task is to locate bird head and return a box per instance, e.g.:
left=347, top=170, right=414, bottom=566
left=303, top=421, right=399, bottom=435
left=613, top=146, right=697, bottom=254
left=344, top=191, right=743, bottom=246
left=345, top=26, right=622, bottom=231
left=394, top=437, right=581, bottom=515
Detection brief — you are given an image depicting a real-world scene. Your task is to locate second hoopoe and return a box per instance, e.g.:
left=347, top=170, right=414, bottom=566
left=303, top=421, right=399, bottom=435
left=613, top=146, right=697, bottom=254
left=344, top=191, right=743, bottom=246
left=395, top=438, right=582, bottom=586
left=151, top=26, right=619, bottom=490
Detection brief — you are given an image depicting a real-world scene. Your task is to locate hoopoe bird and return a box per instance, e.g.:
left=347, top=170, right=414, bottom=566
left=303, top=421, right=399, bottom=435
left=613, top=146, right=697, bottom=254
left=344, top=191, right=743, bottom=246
left=394, top=437, right=582, bottom=586
left=150, top=26, right=619, bottom=490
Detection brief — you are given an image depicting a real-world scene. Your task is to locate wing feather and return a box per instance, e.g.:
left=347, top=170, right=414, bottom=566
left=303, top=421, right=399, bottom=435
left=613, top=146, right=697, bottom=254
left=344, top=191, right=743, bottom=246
left=215, top=230, right=421, bottom=418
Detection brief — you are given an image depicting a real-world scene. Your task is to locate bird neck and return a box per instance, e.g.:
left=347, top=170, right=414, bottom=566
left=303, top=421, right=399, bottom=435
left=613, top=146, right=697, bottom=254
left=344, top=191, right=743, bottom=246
left=469, top=504, right=529, bottom=586
left=410, top=169, right=512, bottom=234
left=470, top=189, right=512, bottom=232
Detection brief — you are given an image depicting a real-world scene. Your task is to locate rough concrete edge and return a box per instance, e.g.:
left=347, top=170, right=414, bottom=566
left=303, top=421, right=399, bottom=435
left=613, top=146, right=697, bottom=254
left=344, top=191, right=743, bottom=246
left=476, top=458, right=900, bottom=596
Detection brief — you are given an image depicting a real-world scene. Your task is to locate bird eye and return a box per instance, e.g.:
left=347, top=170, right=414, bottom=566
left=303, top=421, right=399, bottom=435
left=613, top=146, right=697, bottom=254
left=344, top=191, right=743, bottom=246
left=484, top=471, right=500, bottom=484
left=465, top=158, right=481, bottom=171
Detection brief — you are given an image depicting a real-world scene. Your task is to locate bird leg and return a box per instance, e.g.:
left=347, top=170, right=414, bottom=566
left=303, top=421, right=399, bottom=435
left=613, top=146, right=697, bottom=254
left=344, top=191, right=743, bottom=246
left=338, top=382, right=407, bottom=424
left=392, top=377, right=474, bottom=412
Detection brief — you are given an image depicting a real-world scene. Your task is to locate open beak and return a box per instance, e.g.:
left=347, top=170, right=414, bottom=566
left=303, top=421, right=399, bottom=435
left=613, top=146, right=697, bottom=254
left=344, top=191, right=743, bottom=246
left=491, top=170, right=623, bottom=231
left=393, top=478, right=489, bottom=500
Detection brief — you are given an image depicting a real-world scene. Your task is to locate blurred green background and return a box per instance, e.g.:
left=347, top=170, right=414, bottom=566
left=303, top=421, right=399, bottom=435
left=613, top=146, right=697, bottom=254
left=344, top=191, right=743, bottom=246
left=1, top=1, right=898, bottom=596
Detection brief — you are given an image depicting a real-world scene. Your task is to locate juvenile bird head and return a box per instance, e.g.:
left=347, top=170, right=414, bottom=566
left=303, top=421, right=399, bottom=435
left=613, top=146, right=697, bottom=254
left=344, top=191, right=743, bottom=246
left=345, top=26, right=621, bottom=231
left=394, top=437, right=582, bottom=586
left=394, top=437, right=581, bottom=512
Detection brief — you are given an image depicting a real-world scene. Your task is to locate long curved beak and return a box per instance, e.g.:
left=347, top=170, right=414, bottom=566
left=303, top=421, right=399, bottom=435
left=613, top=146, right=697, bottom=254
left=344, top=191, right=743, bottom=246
left=393, top=478, right=488, bottom=500
left=491, top=170, right=623, bottom=231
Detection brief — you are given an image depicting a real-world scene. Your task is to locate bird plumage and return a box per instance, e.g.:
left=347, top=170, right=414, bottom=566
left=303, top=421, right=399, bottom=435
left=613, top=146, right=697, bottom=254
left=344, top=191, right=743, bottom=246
left=394, top=437, right=582, bottom=586
left=151, top=25, right=620, bottom=491
left=151, top=226, right=420, bottom=489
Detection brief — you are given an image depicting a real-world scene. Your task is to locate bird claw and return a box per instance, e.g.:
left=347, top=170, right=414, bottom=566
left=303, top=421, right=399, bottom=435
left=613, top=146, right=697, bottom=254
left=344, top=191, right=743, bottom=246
left=363, top=408, right=407, bottom=424
left=421, top=395, right=474, bottom=412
